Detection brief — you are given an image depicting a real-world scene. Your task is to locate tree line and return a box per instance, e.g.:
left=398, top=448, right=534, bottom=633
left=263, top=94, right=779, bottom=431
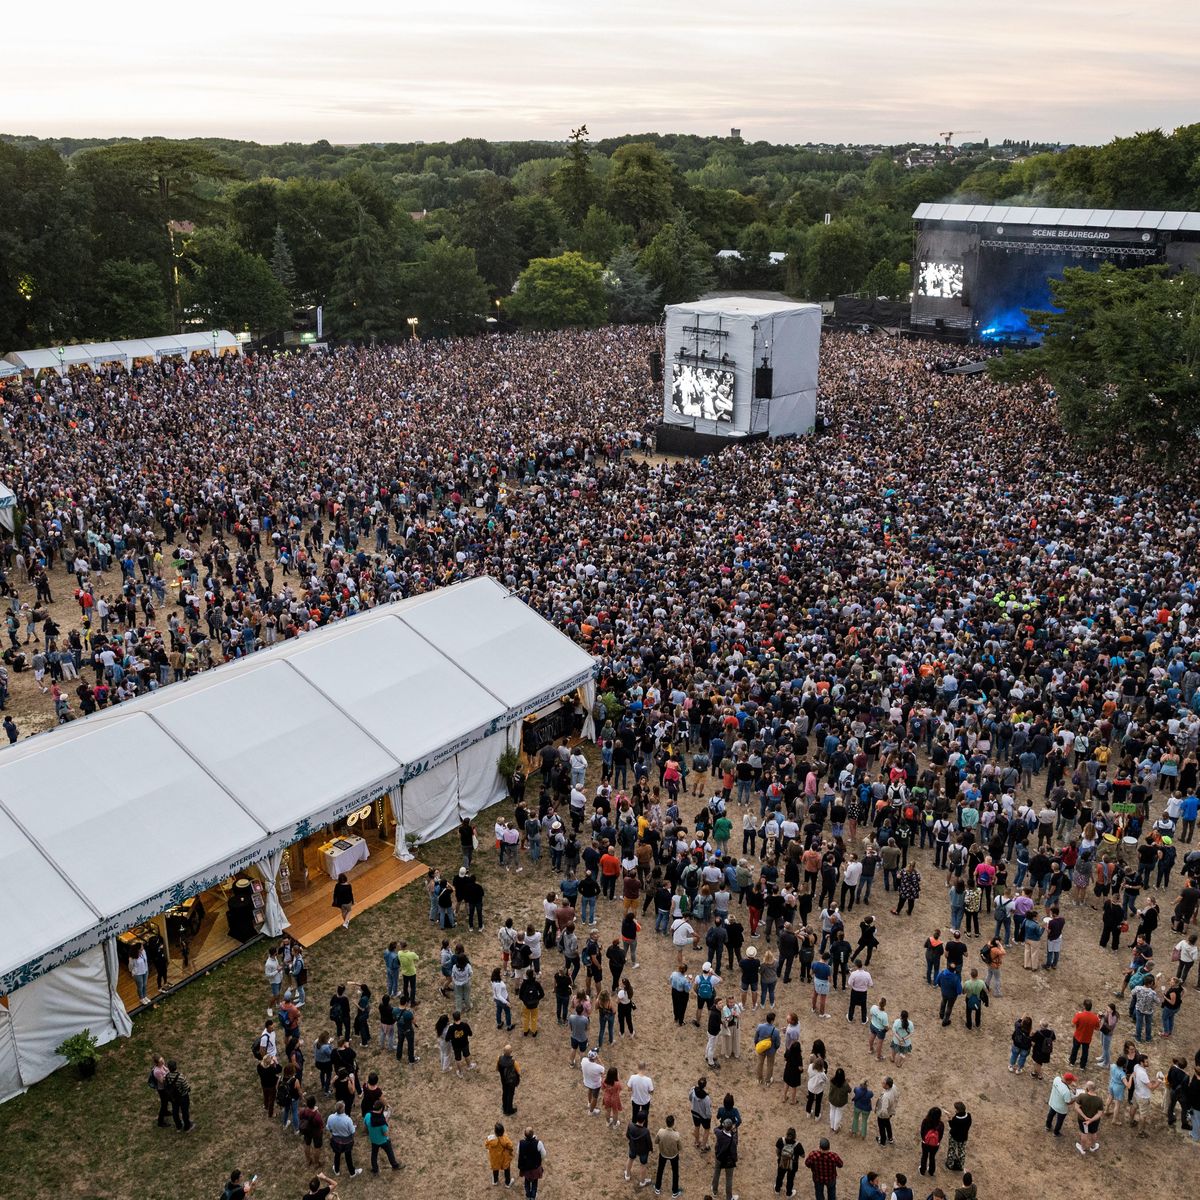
left=0, top=123, right=1196, bottom=348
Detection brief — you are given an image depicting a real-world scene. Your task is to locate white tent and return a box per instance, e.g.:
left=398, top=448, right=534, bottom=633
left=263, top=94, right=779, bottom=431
left=0, top=576, right=595, bottom=1095
left=3, top=330, right=241, bottom=375
left=0, top=483, right=16, bottom=533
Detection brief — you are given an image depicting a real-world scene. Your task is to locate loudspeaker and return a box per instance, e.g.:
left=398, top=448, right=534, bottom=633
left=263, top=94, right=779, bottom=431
left=935, top=318, right=946, bottom=332
left=754, top=366, right=773, bottom=399
left=648, top=351, right=663, bottom=383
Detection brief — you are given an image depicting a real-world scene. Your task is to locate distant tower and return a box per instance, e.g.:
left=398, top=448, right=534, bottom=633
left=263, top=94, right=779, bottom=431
left=730, top=127, right=742, bottom=139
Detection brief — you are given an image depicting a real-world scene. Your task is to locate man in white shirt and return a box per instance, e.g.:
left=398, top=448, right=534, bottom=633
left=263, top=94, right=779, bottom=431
left=846, top=965, right=873, bottom=1024
left=628, top=1063, right=655, bottom=1122
left=580, top=1048, right=606, bottom=1114
left=1130, top=1054, right=1159, bottom=1130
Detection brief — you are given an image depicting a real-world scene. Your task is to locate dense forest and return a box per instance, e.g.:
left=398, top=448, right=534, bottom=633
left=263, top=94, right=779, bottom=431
left=0, top=124, right=1197, bottom=348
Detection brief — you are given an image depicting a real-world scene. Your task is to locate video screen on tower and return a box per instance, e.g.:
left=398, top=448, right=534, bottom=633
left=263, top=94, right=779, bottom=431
left=670, top=362, right=734, bottom=423
left=918, top=260, right=964, bottom=299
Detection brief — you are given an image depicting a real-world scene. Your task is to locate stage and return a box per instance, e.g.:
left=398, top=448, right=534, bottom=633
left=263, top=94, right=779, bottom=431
left=654, top=423, right=766, bottom=457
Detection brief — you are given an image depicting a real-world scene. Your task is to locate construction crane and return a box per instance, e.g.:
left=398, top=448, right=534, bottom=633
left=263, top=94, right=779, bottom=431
left=937, top=130, right=980, bottom=146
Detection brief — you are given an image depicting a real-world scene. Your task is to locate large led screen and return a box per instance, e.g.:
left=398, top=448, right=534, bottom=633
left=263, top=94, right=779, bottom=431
left=917, top=260, right=964, bottom=298
left=670, top=362, right=734, bottom=423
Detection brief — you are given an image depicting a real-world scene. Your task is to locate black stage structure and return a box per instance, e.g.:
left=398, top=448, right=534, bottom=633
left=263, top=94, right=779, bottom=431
left=910, top=203, right=1200, bottom=344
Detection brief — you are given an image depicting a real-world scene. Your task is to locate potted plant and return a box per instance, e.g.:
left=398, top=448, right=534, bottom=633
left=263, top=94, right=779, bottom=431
left=56, top=1029, right=99, bottom=1079
left=497, top=745, right=522, bottom=795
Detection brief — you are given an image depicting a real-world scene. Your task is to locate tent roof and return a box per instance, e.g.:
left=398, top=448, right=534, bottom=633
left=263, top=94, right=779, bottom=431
left=2, top=331, right=242, bottom=373
left=668, top=297, right=820, bottom=317
left=913, top=202, right=1200, bottom=232
left=0, top=578, right=595, bottom=990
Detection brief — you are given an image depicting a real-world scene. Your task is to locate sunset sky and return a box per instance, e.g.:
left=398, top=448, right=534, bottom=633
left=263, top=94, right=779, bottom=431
left=5, top=0, right=1196, bottom=145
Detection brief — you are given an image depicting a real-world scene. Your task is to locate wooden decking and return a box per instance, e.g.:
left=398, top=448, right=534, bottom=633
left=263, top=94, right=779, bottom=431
left=286, top=852, right=428, bottom=947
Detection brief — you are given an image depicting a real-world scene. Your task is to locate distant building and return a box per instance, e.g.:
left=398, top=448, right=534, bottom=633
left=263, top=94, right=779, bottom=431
left=730, top=128, right=742, bottom=139
left=716, top=249, right=787, bottom=264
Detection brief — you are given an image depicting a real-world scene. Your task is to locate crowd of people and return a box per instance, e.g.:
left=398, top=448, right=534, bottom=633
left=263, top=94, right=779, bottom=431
left=8, top=323, right=1200, bottom=1198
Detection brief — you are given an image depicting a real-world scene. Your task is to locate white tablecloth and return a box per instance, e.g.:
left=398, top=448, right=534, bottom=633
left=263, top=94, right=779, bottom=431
left=321, top=835, right=370, bottom=879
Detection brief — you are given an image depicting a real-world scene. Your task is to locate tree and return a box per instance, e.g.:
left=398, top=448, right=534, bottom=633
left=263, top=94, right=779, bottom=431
left=403, top=238, right=491, bottom=335
left=638, top=212, right=714, bottom=305
left=575, top=205, right=633, bottom=266
left=801, top=220, right=871, bottom=299
left=991, top=264, right=1200, bottom=462
left=85, top=260, right=171, bottom=339
left=183, top=229, right=290, bottom=334
left=861, top=257, right=908, bottom=300
left=604, top=247, right=661, bottom=324
left=270, top=223, right=297, bottom=299
left=508, top=251, right=607, bottom=329
left=605, top=142, right=676, bottom=233
left=325, top=221, right=403, bottom=340
left=550, top=125, right=596, bottom=226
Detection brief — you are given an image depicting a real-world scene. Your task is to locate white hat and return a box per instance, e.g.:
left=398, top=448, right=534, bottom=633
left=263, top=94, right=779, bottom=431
left=458, top=867, right=468, bottom=877
left=745, top=945, right=758, bottom=958
left=702, top=962, right=713, bottom=973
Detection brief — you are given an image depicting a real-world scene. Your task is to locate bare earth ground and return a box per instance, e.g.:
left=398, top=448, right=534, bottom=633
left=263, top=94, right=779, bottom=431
left=0, top=738, right=1193, bottom=1200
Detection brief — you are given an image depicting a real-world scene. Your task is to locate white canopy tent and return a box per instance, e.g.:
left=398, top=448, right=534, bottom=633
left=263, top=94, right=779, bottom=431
left=0, top=577, right=595, bottom=1098
left=3, top=330, right=241, bottom=376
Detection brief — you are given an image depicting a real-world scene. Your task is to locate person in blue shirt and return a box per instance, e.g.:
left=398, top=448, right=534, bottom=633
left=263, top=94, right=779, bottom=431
left=857, top=1170, right=886, bottom=1200
left=888, top=1172, right=913, bottom=1200
left=1181, top=792, right=1199, bottom=843
left=850, top=1081, right=874, bottom=1138
left=936, top=966, right=963, bottom=1026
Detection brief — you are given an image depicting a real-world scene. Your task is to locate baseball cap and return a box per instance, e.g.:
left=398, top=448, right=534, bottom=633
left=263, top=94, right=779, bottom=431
left=1062, top=1072, right=1077, bottom=1082
left=587, top=1049, right=599, bottom=1059
left=702, top=962, right=713, bottom=973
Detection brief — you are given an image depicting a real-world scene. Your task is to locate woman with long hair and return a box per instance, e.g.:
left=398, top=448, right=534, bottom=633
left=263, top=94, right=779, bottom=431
left=354, top=983, right=372, bottom=1047
left=919, top=1106, right=945, bottom=1177
left=827, top=1067, right=849, bottom=1133
left=889, top=1010, right=913, bottom=1065
left=617, top=977, right=636, bottom=1038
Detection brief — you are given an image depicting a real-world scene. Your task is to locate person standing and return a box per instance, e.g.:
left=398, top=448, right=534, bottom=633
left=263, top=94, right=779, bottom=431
left=150, top=1054, right=170, bottom=1126
left=653, top=1113, right=683, bottom=1197
left=364, top=1101, right=401, bottom=1173
left=397, top=942, right=420, bottom=1004
left=625, top=1116, right=653, bottom=1188
left=936, top=966, right=962, bottom=1027
left=448, top=1011, right=477, bottom=1075
left=517, top=1127, right=547, bottom=1200
left=299, top=1095, right=325, bottom=1169
left=962, top=970, right=986, bottom=1031
left=1046, top=1072, right=1078, bottom=1136
left=326, top=1101, right=363, bottom=1177
left=1069, top=1001, right=1101, bottom=1070
left=943, top=1101, right=971, bottom=1172
left=497, top=1044, right=521, bottom=1116
left=875, top=1078, right=898, bottom=1147
left=846, top=964, right=871, bottom=1024
left=487, top=1122, right=516, bottom=1187
left=332, top=873, right=354, bottom=929
left=518, top=969, right=545, bottom=1037
left=775, top=1126, right=803, bottom=1196
left=1072, top=1081, right=1103, bottom=1155
left=129, top=943, right=150, bottom=1002
left=329, top=986, right=352, bottom=1043
left=803, top=1138, right=843, bottom=1200
left=164, top=1059, right=194, bottom=1132
left=850, top=1080, right=873, bottom=1140
left=629, top=1063, right=655, bottom=1123
left=257, top=1052, right=282, bottom=1118
left=265, top=947, right=284, bottom=1000
left=384, top=942, right=400, bottom=997
left=581, top=1049, right=606, bottom=1115
left=918, top=1107, right=944, bottom=1176
left=711, top=1117, right=739, bottom=1200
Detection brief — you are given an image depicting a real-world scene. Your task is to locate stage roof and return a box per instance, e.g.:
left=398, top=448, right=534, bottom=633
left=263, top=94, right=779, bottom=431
left=913, top=203, right=1200, bottom=232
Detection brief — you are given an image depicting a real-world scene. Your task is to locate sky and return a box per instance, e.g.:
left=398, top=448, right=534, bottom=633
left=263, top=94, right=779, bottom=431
left=4, top=0, right=1197, bottom=146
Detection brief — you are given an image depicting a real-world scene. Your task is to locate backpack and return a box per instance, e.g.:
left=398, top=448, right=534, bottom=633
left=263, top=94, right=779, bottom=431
left=979, top=945, right=992, bottom=965
left=252, top=1035, right=267, bottom=1060
left=922, top=1128, right=941, bottom=1147
left=696, top=974, right=715, bottom=1001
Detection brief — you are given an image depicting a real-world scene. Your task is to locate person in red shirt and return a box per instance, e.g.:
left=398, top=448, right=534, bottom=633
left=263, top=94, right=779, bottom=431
left=1069, top=999, right=1102, bottom=1070
left=804, top=1139, right=843, bottom=1199
left=599, top=849, right=621, bottom=900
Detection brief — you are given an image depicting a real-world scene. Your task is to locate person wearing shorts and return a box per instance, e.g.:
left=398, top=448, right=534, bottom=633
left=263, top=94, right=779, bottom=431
left=1072, top=1081, right=1103, bottom=1154
left=299, top=1095, right=325, bottom=1168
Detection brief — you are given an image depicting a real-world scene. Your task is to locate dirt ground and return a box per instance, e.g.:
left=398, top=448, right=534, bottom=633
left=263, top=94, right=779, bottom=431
left=0, top=738, right=1193, bottom=1200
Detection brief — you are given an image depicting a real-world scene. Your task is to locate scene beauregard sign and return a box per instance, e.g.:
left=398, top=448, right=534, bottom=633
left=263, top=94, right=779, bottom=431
left=1000, top=225, right=1153, bottom=245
